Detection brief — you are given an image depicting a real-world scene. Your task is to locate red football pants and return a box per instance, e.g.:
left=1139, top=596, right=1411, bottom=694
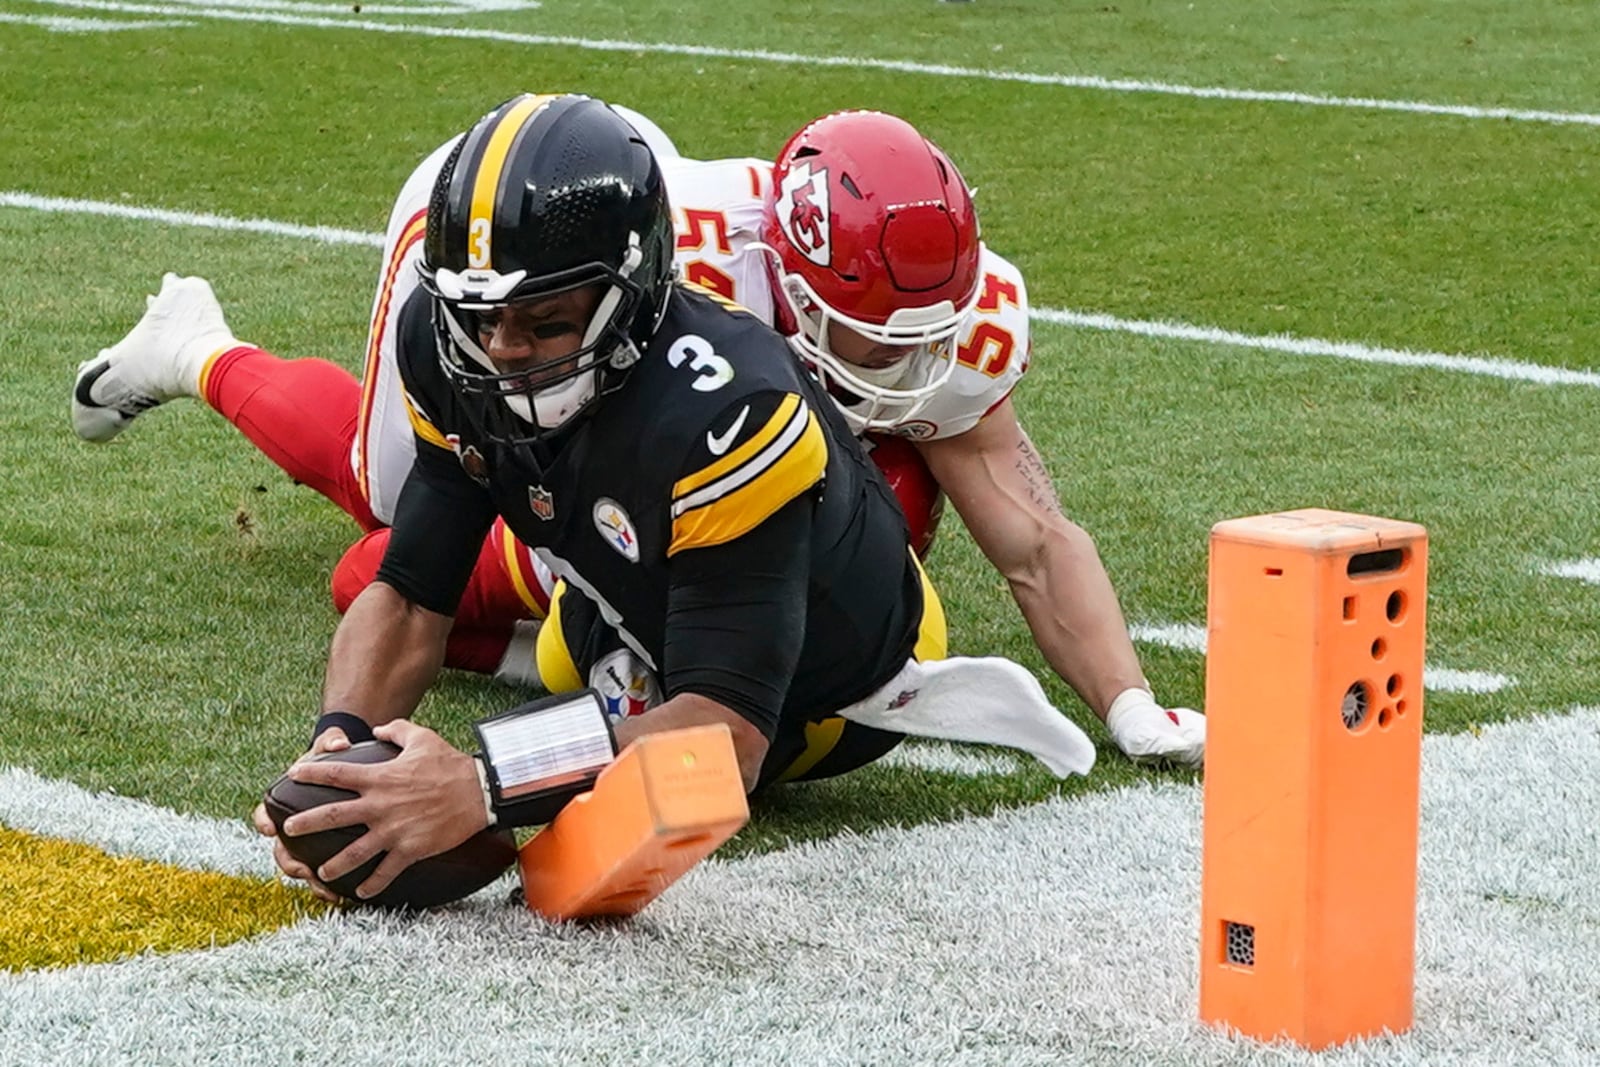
left=203, top=346, right=533, bottom=672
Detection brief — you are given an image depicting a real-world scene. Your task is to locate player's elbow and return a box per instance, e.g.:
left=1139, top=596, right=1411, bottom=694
left=726, top=717, right=770, bottom=793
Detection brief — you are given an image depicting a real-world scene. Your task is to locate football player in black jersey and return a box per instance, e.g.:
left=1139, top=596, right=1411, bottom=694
left=252, top=94, right=949, bottom=902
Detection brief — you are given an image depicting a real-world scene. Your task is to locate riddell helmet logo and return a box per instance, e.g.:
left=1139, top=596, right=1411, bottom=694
left=776, top=162, right=831, bottom=267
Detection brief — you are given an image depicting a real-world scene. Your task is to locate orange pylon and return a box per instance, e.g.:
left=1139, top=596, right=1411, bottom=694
left=1200, top=508, right=1427, bottom=1049
left=519, top=724, right=749, bottom=921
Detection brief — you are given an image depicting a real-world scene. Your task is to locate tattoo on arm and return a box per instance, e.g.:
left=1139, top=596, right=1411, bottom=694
left=1015, top=439, right=1063, bottom=516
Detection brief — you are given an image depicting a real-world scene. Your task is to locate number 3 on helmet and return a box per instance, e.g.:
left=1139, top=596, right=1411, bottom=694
left=764, top=110, right=983, bottom=433
left=419, top=93, right=677, bottom=445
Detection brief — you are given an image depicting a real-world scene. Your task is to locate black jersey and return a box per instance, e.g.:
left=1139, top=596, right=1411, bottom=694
left=385, top=284, right=922, bottom=758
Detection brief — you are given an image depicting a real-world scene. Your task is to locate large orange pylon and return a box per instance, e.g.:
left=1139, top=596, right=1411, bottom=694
left=1200, top=508, right=1427, bottom=1049
left=519, top=724, right=749, bottom=921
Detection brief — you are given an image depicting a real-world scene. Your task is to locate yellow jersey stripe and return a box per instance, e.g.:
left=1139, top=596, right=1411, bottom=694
left=911, top=552, right=949, bottom=662
left=672, top=394, right=802, bottom=503
left=773, top=718, right=846, bottom=784
left=672, top=397, right=812, bottom=518
left=668, top=407, right=826, bottom=555
left=683, top=280, right=755, bottom=317
left=468, top=94, right=554, bottom=268
left=403, top=389, right=451, bottom=451
left=497, top=521, right=550, bottom=619
left=0, top=825, right=319, bottom=972
left=533, top=581, right=585, bottom=694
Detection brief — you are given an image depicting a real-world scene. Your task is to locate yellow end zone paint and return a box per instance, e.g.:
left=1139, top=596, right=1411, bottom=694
left=0, top=825, right=324, bottom=972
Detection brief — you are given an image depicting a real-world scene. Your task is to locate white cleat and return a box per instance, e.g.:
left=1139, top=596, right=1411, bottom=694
left=71, top=272, right=239, bottom=443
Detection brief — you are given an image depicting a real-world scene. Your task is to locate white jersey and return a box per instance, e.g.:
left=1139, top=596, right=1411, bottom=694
left=352, top=136, right=457, bottom=525
left=659, top=158, right=1030, bottom=441
left=659, top=154, right=778, bottom=326
left=353, top=125, right=1030, bottom=519
left=871, top=247, right=1031, bottom=442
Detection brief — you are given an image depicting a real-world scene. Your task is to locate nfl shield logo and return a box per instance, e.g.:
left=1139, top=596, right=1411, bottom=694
left=529, top=485, right=555, bottom=521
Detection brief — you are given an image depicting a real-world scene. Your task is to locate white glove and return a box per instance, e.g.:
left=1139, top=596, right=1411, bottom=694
left=1105, top=688, right=1206, bottom=768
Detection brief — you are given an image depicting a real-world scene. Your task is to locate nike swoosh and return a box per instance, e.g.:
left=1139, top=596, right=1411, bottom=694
left=705, top=404, right=751, bottom=455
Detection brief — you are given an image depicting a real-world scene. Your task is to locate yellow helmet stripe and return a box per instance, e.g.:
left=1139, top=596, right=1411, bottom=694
left=467, top=93, right=557, bottom=268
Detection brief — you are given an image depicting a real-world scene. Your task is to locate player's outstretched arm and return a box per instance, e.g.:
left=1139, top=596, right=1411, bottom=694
left=917, top=398, right=1204, bottom=767
left=322, top=580, right=453, bottom=727
left=614, top=694, right=770, bottom=793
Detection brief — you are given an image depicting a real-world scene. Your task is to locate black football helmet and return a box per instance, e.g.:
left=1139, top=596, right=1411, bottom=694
left=419, top=93, right=676, bottom=445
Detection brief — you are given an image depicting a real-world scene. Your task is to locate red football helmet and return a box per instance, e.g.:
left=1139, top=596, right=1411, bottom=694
left=764, top=110, right=983, bottom=432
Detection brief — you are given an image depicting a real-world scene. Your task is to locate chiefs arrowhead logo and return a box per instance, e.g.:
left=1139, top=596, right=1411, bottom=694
left=776, top=161, right=831, bottom=267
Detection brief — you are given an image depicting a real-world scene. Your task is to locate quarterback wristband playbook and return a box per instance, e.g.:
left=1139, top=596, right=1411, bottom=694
left=473, top=690, right=617, bottom=828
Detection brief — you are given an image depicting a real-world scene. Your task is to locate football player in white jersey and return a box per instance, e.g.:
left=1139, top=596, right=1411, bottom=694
left=661, top=110, right=1205, bottom=766
left=71, top=105, right=1203, bottom=767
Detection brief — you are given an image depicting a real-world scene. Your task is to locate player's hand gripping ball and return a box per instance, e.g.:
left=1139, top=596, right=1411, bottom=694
left=262, top=740, right=517, bottom=909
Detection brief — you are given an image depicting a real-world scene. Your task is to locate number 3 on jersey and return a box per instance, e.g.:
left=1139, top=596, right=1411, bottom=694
left=955, top=272, right=1020, bottom=377
left=667, top=334, right=734, bottom=392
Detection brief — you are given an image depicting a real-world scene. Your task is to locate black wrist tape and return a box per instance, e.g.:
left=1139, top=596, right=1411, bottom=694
left=312, top=710, right=376, bottom=746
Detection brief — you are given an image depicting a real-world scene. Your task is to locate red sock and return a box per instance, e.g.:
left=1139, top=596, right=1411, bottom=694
left=202, top=346, right=379, bottom=532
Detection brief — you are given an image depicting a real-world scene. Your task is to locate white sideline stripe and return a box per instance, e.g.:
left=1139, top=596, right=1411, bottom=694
left=0, top=191, right=383, bottom=247
left=2, top=710, right=1596, bottom=1064
left=1130, top=621, right=1515, bottom=695
left=0, top=766, right=276, bottom=879
left=879, top=740, right=1021, bottom=777
left=19, top=0, right=1600, bottom=128
left=1037, top=307, right=1600, bottom=389
left=0, top=11, right=192, bottom=28
left=129, top=0, right=540, bottom=13
left=1424, top=667, right=1516, bottom=695
left=1129, top=621, right=1210, bottom=654
left=0, top=747, right=1027, bottom=877
left=7, top=190, right=1594, bottom=393
left=1538, top=558, right=1600, bottom=585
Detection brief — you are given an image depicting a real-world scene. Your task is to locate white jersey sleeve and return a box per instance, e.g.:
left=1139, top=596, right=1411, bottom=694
left=882, top=247, right=1031, bottom=442
left=660, top=155, right=777, bottom=325
left=351, top=136, right=459, bottom=525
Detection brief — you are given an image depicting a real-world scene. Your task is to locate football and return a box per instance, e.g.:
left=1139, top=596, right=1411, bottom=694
left=262, top=740, right=518, bottom=909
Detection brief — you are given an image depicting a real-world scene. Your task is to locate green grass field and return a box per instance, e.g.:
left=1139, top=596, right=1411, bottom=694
left=2, top=0, right=1598, bottom=951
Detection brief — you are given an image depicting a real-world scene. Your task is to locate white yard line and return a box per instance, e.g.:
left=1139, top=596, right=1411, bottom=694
left=1537, top=558, right=1600, bottom=585
left=1129, top=622, right=1515, bottom=695
left=13, top=0, right=1600, bottom=128
left=879, top=740, right=1021, bottom=777
left=7, top=190, right=1593, bottom=396
left=0, top=10, right=191, bottom=28
left=0, top=767, right=276, bottom=879
left=3, top=710, right=1596, bottom=1064
left=0, top=192, right=383, bottom=247
left=1038, top=308, right=1600, bottom=390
